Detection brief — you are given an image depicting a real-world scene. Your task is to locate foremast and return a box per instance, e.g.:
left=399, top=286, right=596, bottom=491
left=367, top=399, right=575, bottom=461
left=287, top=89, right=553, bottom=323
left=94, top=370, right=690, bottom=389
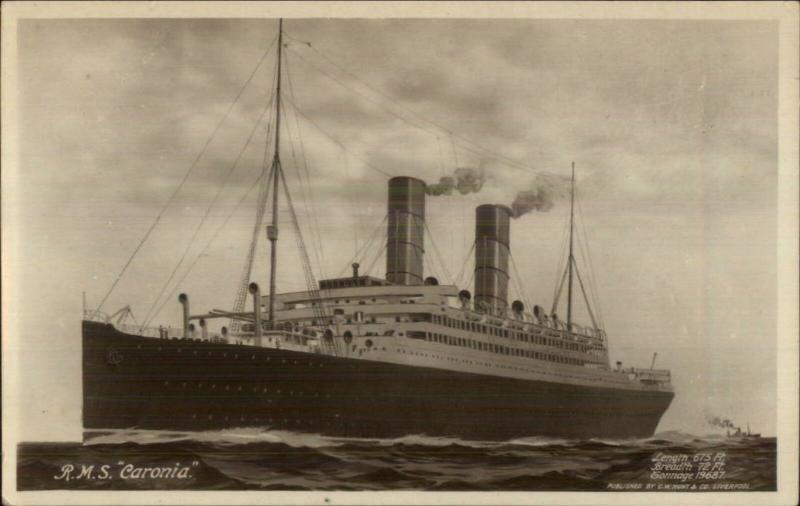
left=267, top=18, right=284, bottom=326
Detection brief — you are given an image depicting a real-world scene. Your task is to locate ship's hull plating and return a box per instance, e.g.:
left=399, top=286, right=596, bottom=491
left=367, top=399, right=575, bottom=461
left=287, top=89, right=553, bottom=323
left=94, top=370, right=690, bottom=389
left=83, top=321, right=673, bottom=440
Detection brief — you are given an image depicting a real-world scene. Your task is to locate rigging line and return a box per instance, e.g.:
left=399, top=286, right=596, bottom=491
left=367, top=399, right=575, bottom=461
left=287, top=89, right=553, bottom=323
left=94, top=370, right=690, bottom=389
left=288, top=44, right=524, bottom=175
left=574, top=213, right=599, bottom=326
left=551, top=207, right=571, bottom=308
left=230, top=53, right=280, bottom=331
left=436, top=136, right=446, bottom=175
left=449, top=132, right=460, bottom=168
left=423, top=221, right=454, bottom=285
left=335, top=214, right=388, bottom=278
left=286, top=47, right=431, bottom=133
left=141, top=95, right=275, bottom=329
left=577, top=197, right=605, bottom=328
left=280, top=99, right=321, bottom=275
left=230, top=155, right=275, bottom=333
left=286, top=43, right=537, bottom=178
left=551, top=262, right=569, bottom=316
left=363, top=215, right=389, bottom=277
left=508, top=251, right=533, bottom=310
left=284, top=94, right=394, bottom=177
left=572, top=256, right=599, bottom=330
left=363, top=229, right=387, bottom=278
left=571, top=196, right=598, bottom=325
left=284, top=34, right=538, bottom=174
left=277, top=165, right=339, bottom=357
left=454, top=241, right=475, bottom=288
left=91, top=34, right=278, bottom=319
left=581, top=208, right=604, bottom=328
left=286, top=58, right=326, bottom=276
left=464, top=263, right=476, bottom=298
left=148, top=167, right=270, bottom=324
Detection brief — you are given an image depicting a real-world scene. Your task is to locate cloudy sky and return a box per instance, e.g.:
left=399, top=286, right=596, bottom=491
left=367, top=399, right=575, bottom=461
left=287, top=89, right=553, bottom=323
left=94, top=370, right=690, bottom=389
left=8, top=17, right=779, bottom=440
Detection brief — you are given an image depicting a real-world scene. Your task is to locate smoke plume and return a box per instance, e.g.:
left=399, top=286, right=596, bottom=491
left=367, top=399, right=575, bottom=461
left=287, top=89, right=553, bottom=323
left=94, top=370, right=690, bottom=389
left=426, top=167, right=486, bottom=196
left=707, top=416, right=737, bottom=430
left=511, top=173, right=570, bottom=218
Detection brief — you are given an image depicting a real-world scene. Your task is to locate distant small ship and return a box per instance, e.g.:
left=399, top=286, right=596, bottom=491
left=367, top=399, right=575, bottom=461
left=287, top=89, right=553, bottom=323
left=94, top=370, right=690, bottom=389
left=727, top=423, right=761, bottom=439
left=81, top=19, right=674, bottom=441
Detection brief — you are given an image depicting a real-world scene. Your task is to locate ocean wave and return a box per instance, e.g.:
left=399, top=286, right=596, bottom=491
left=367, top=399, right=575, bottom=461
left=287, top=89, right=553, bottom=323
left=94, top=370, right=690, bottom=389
left=21, top=430, right=777, bottom=491
left=85, top=427, right=659, bottom=450
left=84, top=427, right=344, bottom=449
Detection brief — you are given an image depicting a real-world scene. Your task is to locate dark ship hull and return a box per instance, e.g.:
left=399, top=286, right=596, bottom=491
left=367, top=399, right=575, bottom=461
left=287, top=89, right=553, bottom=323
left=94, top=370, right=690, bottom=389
left=83, top=321, right=673, bottom=441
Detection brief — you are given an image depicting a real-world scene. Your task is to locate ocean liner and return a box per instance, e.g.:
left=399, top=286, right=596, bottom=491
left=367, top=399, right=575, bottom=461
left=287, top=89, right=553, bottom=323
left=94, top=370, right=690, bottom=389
left=82, top=20, right=674, bottom=440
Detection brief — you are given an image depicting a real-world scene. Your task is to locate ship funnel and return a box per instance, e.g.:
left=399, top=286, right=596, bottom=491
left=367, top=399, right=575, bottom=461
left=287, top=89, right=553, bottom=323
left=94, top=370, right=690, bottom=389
left=248, top=282, right=262, bottom=344
left=474, top=204, right=511, bottom=315
left=178, top=293, right=190, bottom=338
left=386, top=177, right=426, bottom=285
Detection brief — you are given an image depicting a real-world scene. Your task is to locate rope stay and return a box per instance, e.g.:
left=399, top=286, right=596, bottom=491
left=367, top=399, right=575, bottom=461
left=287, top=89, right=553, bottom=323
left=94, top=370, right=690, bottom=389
left=141, top=93, right=276, bottom=330
left=508, top=251, right=533, bottom=314
left=550, top=209, right=571, bottom=314
left=282, top=93, right=394, bottom=178
left=284, top=52, right=328, bottom=280
left=363, top=223, right=388, bottom=278
left=571, top=256, right=599, bottom=331
left=278, top=161, right=340, bottom=356
left=229, top=51, right=282, bottom=333
left=551, top=264, right=569, bottom=317
left=148, top=168, right=269, bottom=324
left=283, top=32, right=542, bottom=175
left=91, top=34, right=279, bottom=319
left=335, top=214, right=388, bottom=278
left=576, top=197, right=605, bottom=329
left=422, top=221, right=455, bottom=286
left=229, top=157, right=276, bottom=334
left=453, top=241, right=475, bottom=288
